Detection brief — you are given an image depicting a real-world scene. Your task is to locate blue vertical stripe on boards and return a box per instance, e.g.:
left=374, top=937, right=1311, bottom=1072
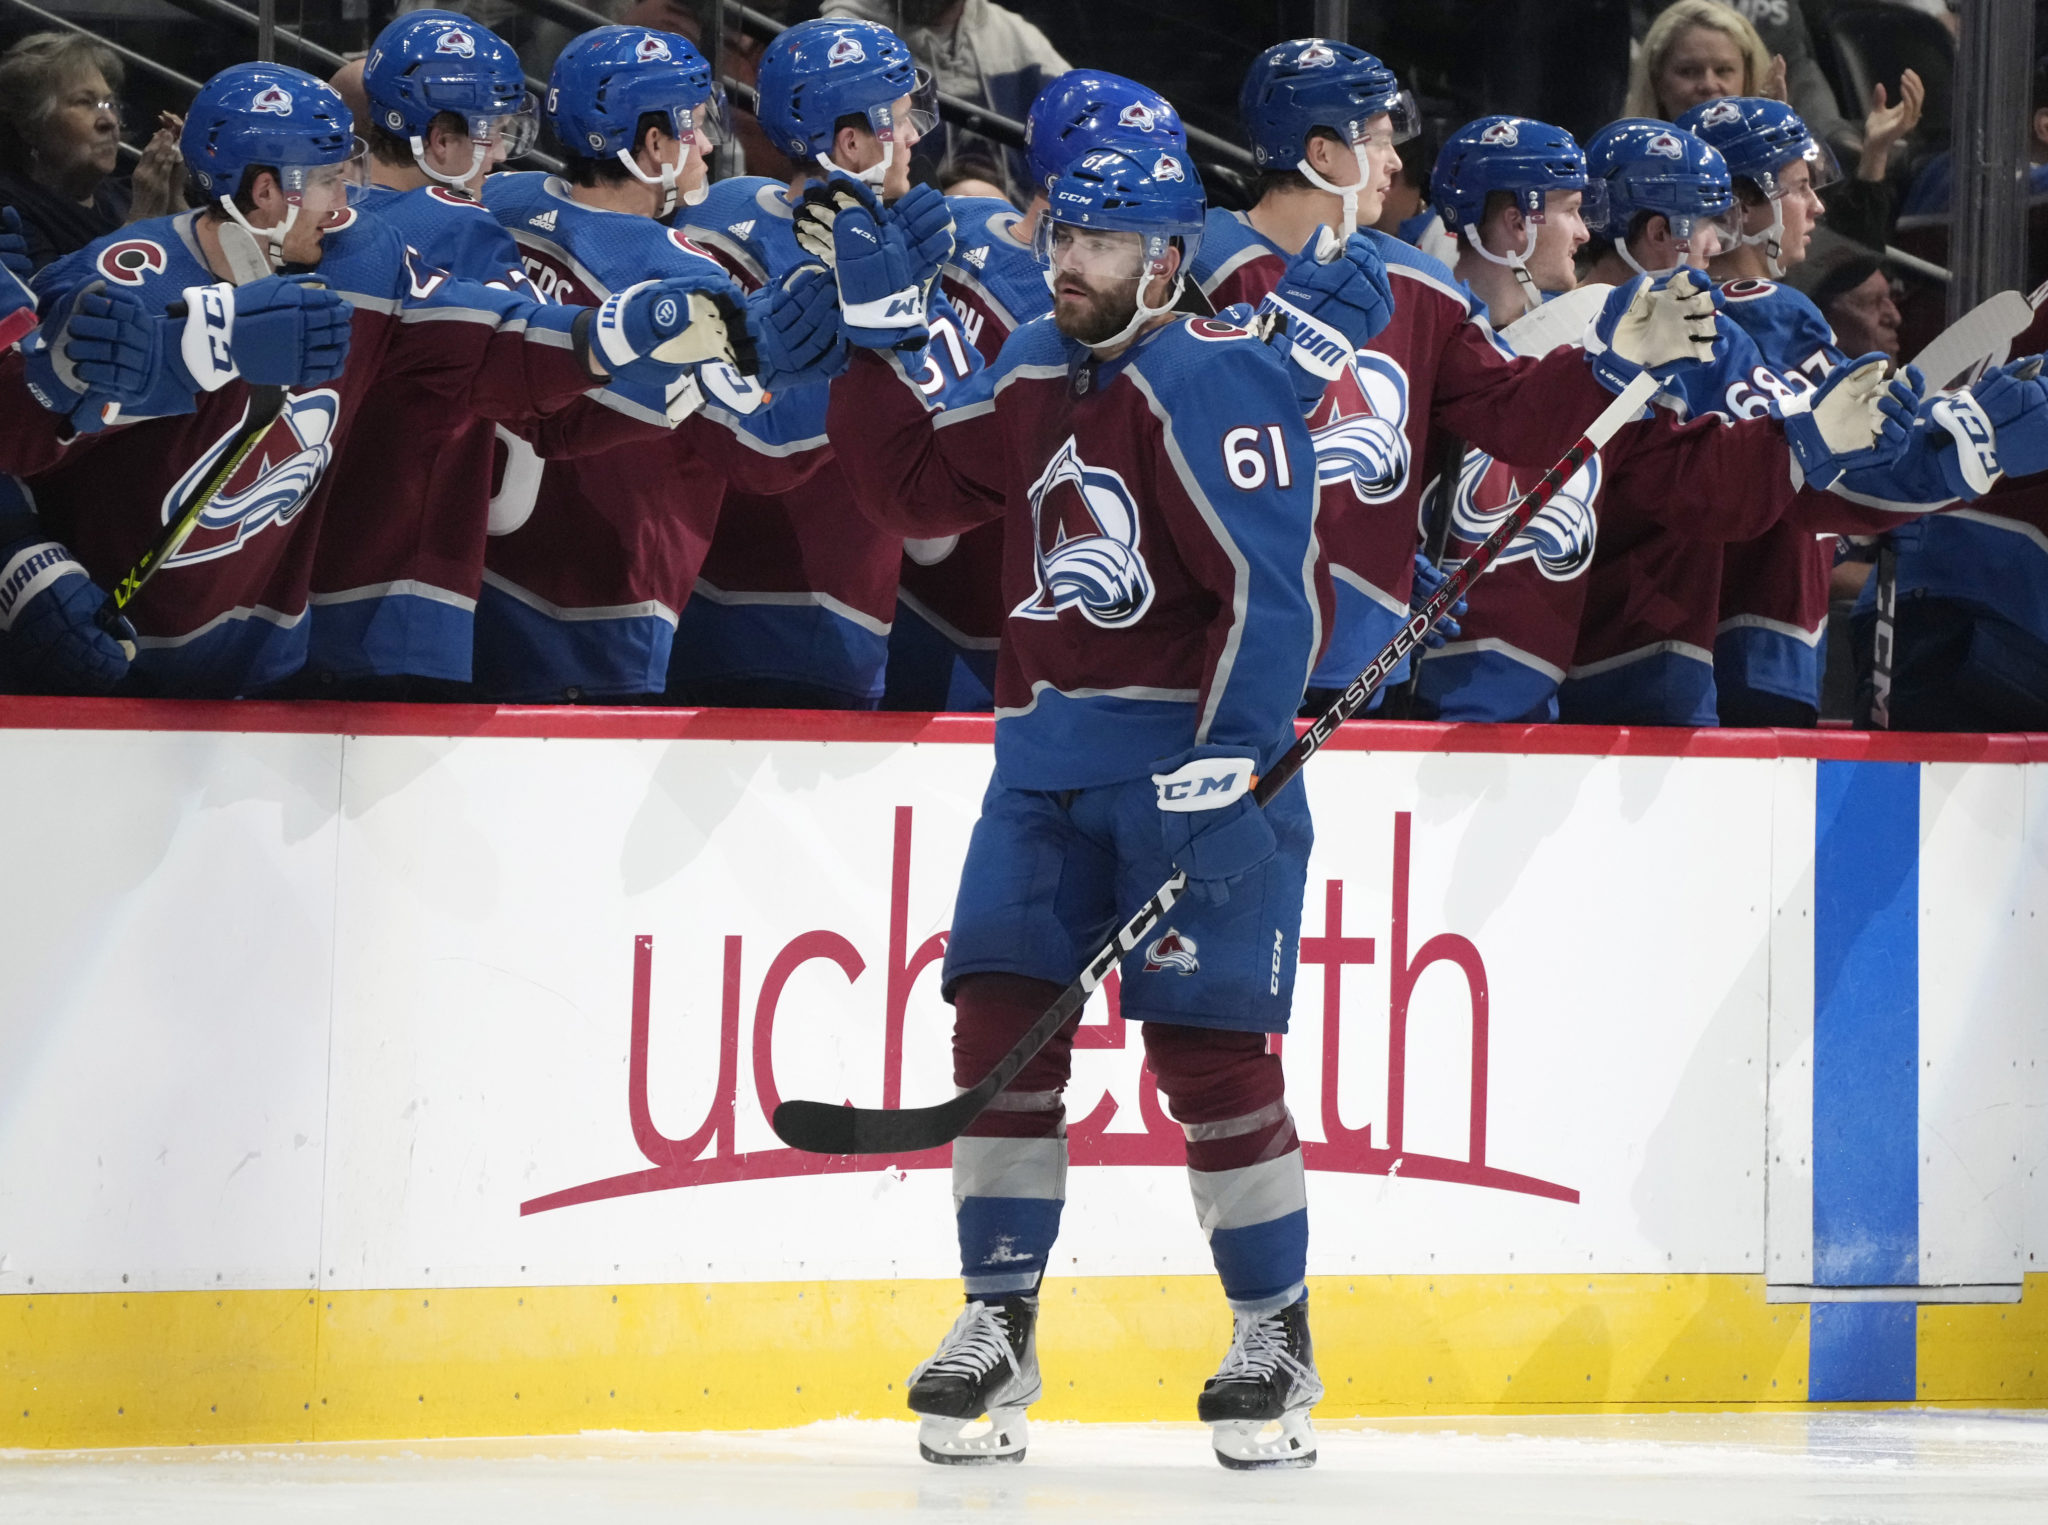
left=1809, top=1302, right=1918, bottom=1402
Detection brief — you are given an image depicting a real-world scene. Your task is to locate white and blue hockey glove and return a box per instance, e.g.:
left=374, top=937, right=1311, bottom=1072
left=815, top=186, right=930, bottom=351
left=0, top=488, right=132, bottom=693
left=888, top=182, right=958, bottom=290
left=1967, top=355, right=2048, bottom=482
left=754, top=261, right=846, bottom=386
left=1255, top=226, right=1394, bottom=411
left=1151, top=746, right=1275, bottom=905
left=20, top=280, right=158, bottom=431
left=1410, top=553, right=1467, bottom=647
left=1583, top=269, right=1720, bottom=396
left=793, top=171, right=961, bottom=284
left=1, top=206, right=36, bottom=350
left=165, top=273, right=353, bottom=391
left=592, top=272, right=755, bottom=386
left=1779, top=355, right=1919, bottom=490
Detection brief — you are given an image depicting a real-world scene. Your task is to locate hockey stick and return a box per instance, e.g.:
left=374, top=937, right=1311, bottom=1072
left=1910, top=288, right=2034, bottom=392
left=769, top=368, right=1663, bottom=1157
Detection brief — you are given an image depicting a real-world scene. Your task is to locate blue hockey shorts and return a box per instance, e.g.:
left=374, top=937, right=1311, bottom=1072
left=941, top=770, right=1312, bottom=1034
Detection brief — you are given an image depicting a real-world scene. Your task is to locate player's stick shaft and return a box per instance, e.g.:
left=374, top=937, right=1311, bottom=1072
left=771, top=369, right=1661, bottom=1158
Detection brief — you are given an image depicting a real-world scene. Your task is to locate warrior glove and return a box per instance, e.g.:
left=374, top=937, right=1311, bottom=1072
left=0, top=493, right=132, bottom=693
left=1255, top=226, right=1394, bottom=412
left=593, top=272, right=755, bottom=386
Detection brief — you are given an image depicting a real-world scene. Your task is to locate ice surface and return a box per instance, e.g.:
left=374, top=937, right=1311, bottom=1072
left=4, top=1412, right=2047, bottom=1523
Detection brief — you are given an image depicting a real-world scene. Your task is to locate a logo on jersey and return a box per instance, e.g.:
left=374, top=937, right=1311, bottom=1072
left=1479, top=120, right=1520, bottom=147
left=1186, top=317, right=1253, bottom=342
left=1719, top=279, right=1778, bottom=302
left=828, top=36, right=866, bottom=66
left=1143, top=929, right=1200, bottom=975
left=159, top=389, right=344, bottom=568
left=1151, top=152, right=1185, bottom=184
left=1309, top=351, right=1412, bottom=503
left=251, top=85, right=294, bottom=116
left=529, top=208, right=559, bottom=232
left=1295, top=42, right=1338, bottom=69
left=435, top=28, right=476, bottom=56
left=961, top=244, right=988, bottom=269
left=727, top=218, right=756, bottom=240
left=95, top=239, right=168, bottom=286
left=1117, top=102, right=1159, bottom=132
left=1447, top=447, right=1602, bottom=582
left=634, top=33, right=672, bottom=63
left=1645, top=130, right=1685, bottom=159
left=1698, top=99, right=1743, bottom=129
left=1013, top=435, right=1155, bottom=629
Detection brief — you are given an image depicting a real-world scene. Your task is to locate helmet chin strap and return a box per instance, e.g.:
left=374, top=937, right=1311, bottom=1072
left=412, top=135, right=490, bottom=192
left=617, top=142, right=685, bottom=218
left=816, top=136, right=895, bottom=190
left=1296, top=142, right=1371, bottom=237
left=1616, top=236, right=1687, bottom=281
left=1737, top=197, right=1787, bottom=277
left=1463, top=216, right=1542, bottom=308
left=216, top=195, right=291, bottom=273
left=1084, top=261, right=1183, bottom=355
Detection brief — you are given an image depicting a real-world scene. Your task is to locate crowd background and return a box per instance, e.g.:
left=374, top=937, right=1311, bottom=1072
left=1, top=0, right=2043, bottom=725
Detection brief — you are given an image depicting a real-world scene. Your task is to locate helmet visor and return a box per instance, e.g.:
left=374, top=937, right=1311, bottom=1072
left=1550, top=178, right=1608, bottom=232
left=1768, top=136, right=1840, bottom=198
left=1667, top=203, right=1742, bottom=254
left=478, top=93, right=540, bottom=159
left=681, top=87, right=732, bottom=150
left=1345, top=89, right=1419, bottom=149
left=284, top=137, right=371, bottom=214
left=899, top=68, right=940, bottom=140
left=1034, top=218, right=1155, bottom=282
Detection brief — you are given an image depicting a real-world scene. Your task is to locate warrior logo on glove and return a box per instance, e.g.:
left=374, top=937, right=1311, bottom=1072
left=1013, top=436, right=1156, bottom=629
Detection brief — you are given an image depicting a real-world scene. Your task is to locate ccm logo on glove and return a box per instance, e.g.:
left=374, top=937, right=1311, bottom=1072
left=1152, top=754, right=1258, bottom=811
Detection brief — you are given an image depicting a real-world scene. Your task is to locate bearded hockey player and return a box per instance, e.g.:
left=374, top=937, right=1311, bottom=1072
left=9, top=60, right=733, bottom=697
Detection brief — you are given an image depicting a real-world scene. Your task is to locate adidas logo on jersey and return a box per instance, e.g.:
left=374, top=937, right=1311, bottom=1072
left=727, top=218, right=756, bottom=240
left=961, top=245, right=988, bottom=269
left=529, top=209, right=559, bottom=232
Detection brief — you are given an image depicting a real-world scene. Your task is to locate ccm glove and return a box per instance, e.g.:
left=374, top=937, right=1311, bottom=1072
left=1780, top=355, right=1919, bottom=490
left=0, top=511, right=132, bottom=693
left=1410, top=553, right=1467, bottom=647
left=1967, top=355, right=2048, bottom=481
left=592, top=272, right=754, bottom=385
left=1584, top=268, right=1720, bottom=395
left=1256, top=226, right=1393, bottom=410
left=754, top=261, right=846, bottom=385
left=1151, top=745, right=1274, bottom=905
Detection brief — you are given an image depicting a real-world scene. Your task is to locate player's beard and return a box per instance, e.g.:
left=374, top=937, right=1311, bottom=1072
left=1052, top=274, right=1140, bottom=346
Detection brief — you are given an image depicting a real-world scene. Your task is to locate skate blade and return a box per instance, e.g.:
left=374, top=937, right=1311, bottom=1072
left=917, top=1408, right=1029, bottom=1466
left=1211, top=1413, right=1317, bottom=1471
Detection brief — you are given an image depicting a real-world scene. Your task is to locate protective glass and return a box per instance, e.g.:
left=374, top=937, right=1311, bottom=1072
left=61, top=90, right=122, bottom=126
left=900, top=68, right=940, bottom=139
left=1033, top=218, right=1153, bottom=281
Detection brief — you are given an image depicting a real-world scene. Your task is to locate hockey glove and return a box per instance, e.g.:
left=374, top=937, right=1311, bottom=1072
left=1255, top=226, right=1394, bottom=411
left=1780, top=356, right=1919, bottom=490
left=888, top=182, right=958, bottom=291
left=828, top=193, right=930, bottom=351
left=1410, top=553, right=1467, bottom=647
left=187, top=273, right=353, bottom=389
left=592, top=273, right=754, bottom=386
left=1151, top=746, right=1274, bottom=905
left=754, top=261, right=846, bottom=386
left=1, top=207, right=35, bottom=351
left=1967, top=355, right=2048, bottom=481
left=1583, top=269, right=1720, bottom=396
left=20, top=280, right=159, bottom=431
left=0, top=509, right=133, bottom=694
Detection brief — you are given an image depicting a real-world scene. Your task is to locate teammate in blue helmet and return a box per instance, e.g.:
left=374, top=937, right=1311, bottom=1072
left=755, top=18, right=936, bottom=201
left=1024, top=70, right=1186, bottom=199
left=1677, top=96, right=1838, bottom=278
left=547, top=24, right=729, bottom=218
left=361, top=10, right=536, bottom=193
left=1238, top=37, right=1417, bottom=234
left=1431, top=114, right=1601, bottom=323
left=181, top=61, right=369, bottom=269
left=1579, top=119, right=1740, bottom=284
left=1034, top=142, right=1205, bottom=353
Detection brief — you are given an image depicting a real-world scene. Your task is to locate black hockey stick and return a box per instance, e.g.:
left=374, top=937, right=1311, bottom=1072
left=770, top=369, right=1662, bottom=1157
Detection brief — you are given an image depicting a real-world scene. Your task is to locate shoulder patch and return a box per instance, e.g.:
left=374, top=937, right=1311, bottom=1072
left=95, top=238, right=168, bottom=286
left=1720, top=279, right=1779, bottom=302
left=1185, top=317, right=1253, bottom=342
left=425, top=185, right=487, bottom=210
left=667, top=228, right=717, bottom=263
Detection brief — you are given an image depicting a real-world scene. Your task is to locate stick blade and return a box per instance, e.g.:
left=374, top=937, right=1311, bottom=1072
left=771, top=1095, right=973, bottom=1156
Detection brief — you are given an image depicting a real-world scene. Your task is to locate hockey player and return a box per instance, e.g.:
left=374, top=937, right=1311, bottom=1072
left=820, top=142, right=1332, bottom=1470
left=665, top=16, right=964, bottom=710
left=299, top=11, right=555, bottom=697
left=476, top=26, right=837, bottom=701
left=887, top=69, right=1188, bottom=711
left=1429, top=114, right=1597, bottom=330
left=12, top=60, right=733, bottom=698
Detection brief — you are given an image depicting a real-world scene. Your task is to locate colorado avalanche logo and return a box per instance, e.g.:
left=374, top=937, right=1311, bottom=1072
left=1479, top=120, right=1520, bottom=147
left=1013, top=436, right=1155, bottom=629
left=828, top=36, right=866, bottom=66
left=1646, top=130, right=1685, bottom=159
left=1295, top=42, right=1338, bottom=69
left=1143, top=929, right=1200, bottom=975
left=634, top=34, right=672, bottom=63
left=1309, top=351, right=1412, bottom=503
left=251, top=85, right=294, bottom=116
left=96, top=239, right=167, bottom=286
left=1699, top=99, right=1743, bottom=128
left=159, top=390, right=343, bottom=567
left=1151, top=152, right=1185, bottom=184
left=1117, top=102, right=1159, bottom=132
left=436, top=29, right=476, bottom=57
left=1446, top=447, right=1602, bottom=582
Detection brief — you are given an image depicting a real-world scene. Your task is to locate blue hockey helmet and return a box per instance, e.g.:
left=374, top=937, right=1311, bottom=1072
left=1238, top=39, right=1416, bottom=172
left=363, top=11, right=536, bottom=186
left=546, top=27, right=726, bottom=214
left=1676, top=96, right=1839, bottom=199
left=1024, top=70, right=1186, bottom=199
left=755, top=18, right=935, bottom=172
left=1035, top=144, right=1205, bottom=349
left=1432, top=116, right=1604, bottom=235
left=1584, top=118, right=1738, bottom=269
left=182, top=62, right=359, bottom=201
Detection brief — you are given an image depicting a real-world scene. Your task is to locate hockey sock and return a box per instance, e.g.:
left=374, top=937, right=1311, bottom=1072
left=951, top=974, right=1077, bottom=1300
left=1143, top=1023, right=1308, bottom=1315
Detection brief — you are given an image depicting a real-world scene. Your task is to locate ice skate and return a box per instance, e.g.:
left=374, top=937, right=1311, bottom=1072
left=906, top=1295, right=1040, bottom=1465
left=1197, top=1294, right=1324, bottom=1470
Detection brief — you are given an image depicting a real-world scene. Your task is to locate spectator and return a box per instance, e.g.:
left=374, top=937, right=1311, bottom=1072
left=1626, top=1, right=1778, bottom=120
left=1900, top=60, right=2048, bottom=218
left=1634, top=0, right=1853, bottom=152
left=0, top=33, right=185, bottom=271
left=820, top=0, right=1068, bottom=197
left=1794, top=240, right=1903, bottom=361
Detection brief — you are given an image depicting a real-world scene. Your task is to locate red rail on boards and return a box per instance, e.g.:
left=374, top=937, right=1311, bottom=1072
left=0, top=694, right=2043, bottom=763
